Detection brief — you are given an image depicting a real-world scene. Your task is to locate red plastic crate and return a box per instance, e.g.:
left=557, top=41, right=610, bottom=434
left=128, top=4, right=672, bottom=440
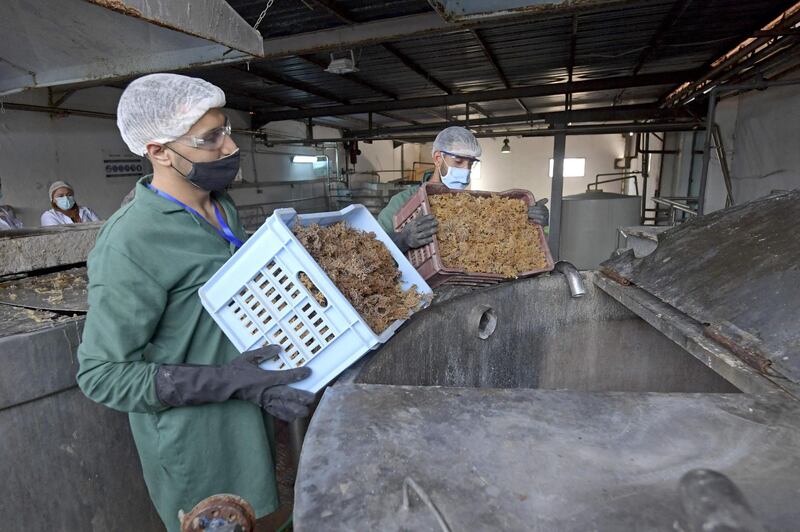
left=393, top=183, right=555, bottom=288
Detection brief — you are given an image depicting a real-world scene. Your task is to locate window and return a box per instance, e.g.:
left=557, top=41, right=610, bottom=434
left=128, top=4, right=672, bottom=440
left=470, top=161, right=482, bottom=181
left=291, top=155, right=322, bottom=163
left=549, top=158, right=585, bottom=178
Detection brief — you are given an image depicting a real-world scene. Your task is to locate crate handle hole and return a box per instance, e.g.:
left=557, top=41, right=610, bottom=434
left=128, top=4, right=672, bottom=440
left=297, top=271, right=328, bottom=307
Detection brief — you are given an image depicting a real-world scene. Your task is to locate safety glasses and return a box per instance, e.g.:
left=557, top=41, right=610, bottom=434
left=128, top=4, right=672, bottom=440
left=171, top=117, right=232, bottom=151
left=441, top=150, right=479, bottom=168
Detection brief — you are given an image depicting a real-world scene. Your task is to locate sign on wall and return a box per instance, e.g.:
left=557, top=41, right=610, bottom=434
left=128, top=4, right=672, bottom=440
left=103, top=153, right=147, bottom=178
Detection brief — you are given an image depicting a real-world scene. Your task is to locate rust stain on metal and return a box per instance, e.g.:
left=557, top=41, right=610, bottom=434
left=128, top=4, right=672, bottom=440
left=600, top=266, right=631, bottom=286
left=704, top=326, right=777, bottom=377
left=88, top=0, right=143, bottom=18
left=432, top=0, right=632, bottom=23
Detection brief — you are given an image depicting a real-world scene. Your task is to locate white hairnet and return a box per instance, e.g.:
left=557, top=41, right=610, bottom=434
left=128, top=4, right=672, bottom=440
left=117, top=73, right=226, bottom=156
left=432, top=126, right=482, bottom=159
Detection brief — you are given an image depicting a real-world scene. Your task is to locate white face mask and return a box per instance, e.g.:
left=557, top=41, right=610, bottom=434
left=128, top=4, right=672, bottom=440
left=439, top=159, right=471, bottom=189
left=55, top=195, right=75, bottom=210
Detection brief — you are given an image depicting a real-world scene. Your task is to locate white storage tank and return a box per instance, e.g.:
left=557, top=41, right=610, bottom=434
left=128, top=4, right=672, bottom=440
left=559, top=191, right=641, bottom=270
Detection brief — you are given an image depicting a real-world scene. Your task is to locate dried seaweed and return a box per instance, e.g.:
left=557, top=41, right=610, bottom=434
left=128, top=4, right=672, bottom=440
left=429, top=193, right=548, bottom=277
left=293, top=222, right=424, bottom=334
left=298, top=272, right=327, bottom=306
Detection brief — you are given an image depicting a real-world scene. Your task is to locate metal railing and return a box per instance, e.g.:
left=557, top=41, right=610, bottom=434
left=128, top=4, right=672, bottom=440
left=587, top=172, right=640, bottom=195
left=652, top=197, right=698, bottom=225
left=238, top=196, right=329, bottom=230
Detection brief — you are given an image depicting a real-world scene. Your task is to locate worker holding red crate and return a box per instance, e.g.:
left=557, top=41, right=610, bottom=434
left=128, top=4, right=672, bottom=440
left=378, top=126, right=550, bottom=252
left=76, top=73, right=314, bottom=532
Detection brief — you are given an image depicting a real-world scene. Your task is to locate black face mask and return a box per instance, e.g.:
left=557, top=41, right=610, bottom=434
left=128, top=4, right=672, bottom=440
left=168, top=147, right=241, bottom=192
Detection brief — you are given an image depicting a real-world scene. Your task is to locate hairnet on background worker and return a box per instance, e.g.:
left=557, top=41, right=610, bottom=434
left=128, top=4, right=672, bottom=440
left=378, top=126, right=549, bottom=252
left=76, top=73, right=314, bottom=532
left=40, top=180, right=100, bottom=226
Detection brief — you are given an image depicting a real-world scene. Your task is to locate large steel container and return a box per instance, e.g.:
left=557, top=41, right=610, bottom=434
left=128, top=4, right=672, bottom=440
left=559, top=191, right=641, bottom=269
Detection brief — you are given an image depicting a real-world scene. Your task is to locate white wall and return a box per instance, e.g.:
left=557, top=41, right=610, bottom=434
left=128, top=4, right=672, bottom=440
left=0, top=87, right=135, bottom=226
left=353, top=140, right=431, bottom=184
left=351, top=140, right=395, bottom=183
left=704, top=83, right=800, bottom=211
left=0, top=87, right=339, bottom=228
left=356, top=133, right=627, bottom=200
left=474, top=134, right=627, bottom=200
left=229, top=118, right=339, bottom=222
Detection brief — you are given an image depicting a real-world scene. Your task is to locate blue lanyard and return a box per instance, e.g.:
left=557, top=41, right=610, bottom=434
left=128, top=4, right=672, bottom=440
left=147, top=184, right=244, bottom=248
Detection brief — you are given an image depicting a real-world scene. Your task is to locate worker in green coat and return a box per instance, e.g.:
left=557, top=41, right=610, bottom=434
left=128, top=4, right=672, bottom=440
left=378, top=126, right=550, bottom=251
left=76, top=73, right=315, bottom=531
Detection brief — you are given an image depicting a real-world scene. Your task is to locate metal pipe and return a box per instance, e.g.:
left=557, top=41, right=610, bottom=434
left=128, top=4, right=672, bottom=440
left=255, top=122, right=704, bottom=146
left=288, top=417, right=309, bottom=470
left=255, top=70, right=699, bottom=122
left=0, top=102, right=116, bottom=120
left=588, top=176, right=640, bottom=195
left=346, top=104, right=683, bottom=137
left=652, top=197, right=697, bottom=219
left=712, top=124, right=735, bottom=207
left=642, top=132, right=650, bottom=222
left=698, top=82, right=719, bottom=215
left=228, top=178, right=328, bottom=191
left=236, top=195, right=328, bottom=209
left=549, top=129, right=567, bottom=261
left=553, top=261, right=586, bottom=298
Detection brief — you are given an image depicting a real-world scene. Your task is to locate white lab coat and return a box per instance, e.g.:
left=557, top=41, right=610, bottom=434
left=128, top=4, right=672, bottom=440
left=41, top=206, right=100, bottom=226
left=0, top=206, right=23, bottom=230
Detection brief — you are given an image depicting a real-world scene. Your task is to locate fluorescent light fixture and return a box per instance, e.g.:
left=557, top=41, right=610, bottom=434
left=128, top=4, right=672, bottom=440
left=326, top=50, right=359, bottom=74
left=549, top=158, right=586, bottom=178
left=291, top=155, right=320, bottom=163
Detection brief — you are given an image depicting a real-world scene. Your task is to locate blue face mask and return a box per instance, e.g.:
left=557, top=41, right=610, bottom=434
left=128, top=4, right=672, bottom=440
left=440, top=160, right=471, bottom=189
left=55, top=195, right=76, bottom=210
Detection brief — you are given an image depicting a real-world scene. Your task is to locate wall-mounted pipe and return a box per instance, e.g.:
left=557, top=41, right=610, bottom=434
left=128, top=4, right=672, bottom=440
left=554, top=261, right=586, bottom=298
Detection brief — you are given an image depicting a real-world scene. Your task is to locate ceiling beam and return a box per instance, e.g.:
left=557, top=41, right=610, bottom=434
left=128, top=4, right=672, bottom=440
left=259, top=13, right=450, bottom=60
left=633, top=0, right=693, bottom=75
left=470, top=29, right=529, bottom=114
left=263, top=121, right=704, bottom=145
left=299, top=54, right=397, bottom=99
left=661, top=2, right=800, bottom=106
left=299, top=55, right=438, bottom=125
left=381, top=43, right=452, bottom=95
left=236, top=64, right=413, bottom=126
left=301, top=1, right=488, bottom=120
left=347, top=104, right=692, bottom=137
left=304, top=0, right=354, bottom=24
left=566, top=14, right=578, bottom=111
left=253, top=69, right=701, bottom=122
left=381, top=43, right=491, bottom=118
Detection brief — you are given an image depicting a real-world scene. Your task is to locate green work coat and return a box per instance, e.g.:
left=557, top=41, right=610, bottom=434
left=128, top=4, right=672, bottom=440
left=377, top=186, right=419, bottom=234
left=77, top=177, right=277, bottom=531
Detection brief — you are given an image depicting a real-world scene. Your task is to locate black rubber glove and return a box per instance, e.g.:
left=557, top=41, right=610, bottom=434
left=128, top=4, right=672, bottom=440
left=155, top=345, right=315, bottom=422
left=390, top=213, right=439, bottom=252
left=528, top=198, right=549, bottom=226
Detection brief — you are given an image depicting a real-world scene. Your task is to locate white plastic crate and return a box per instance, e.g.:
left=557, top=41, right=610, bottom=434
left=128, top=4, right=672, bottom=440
left=199, top=204, right=432, bottom=393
